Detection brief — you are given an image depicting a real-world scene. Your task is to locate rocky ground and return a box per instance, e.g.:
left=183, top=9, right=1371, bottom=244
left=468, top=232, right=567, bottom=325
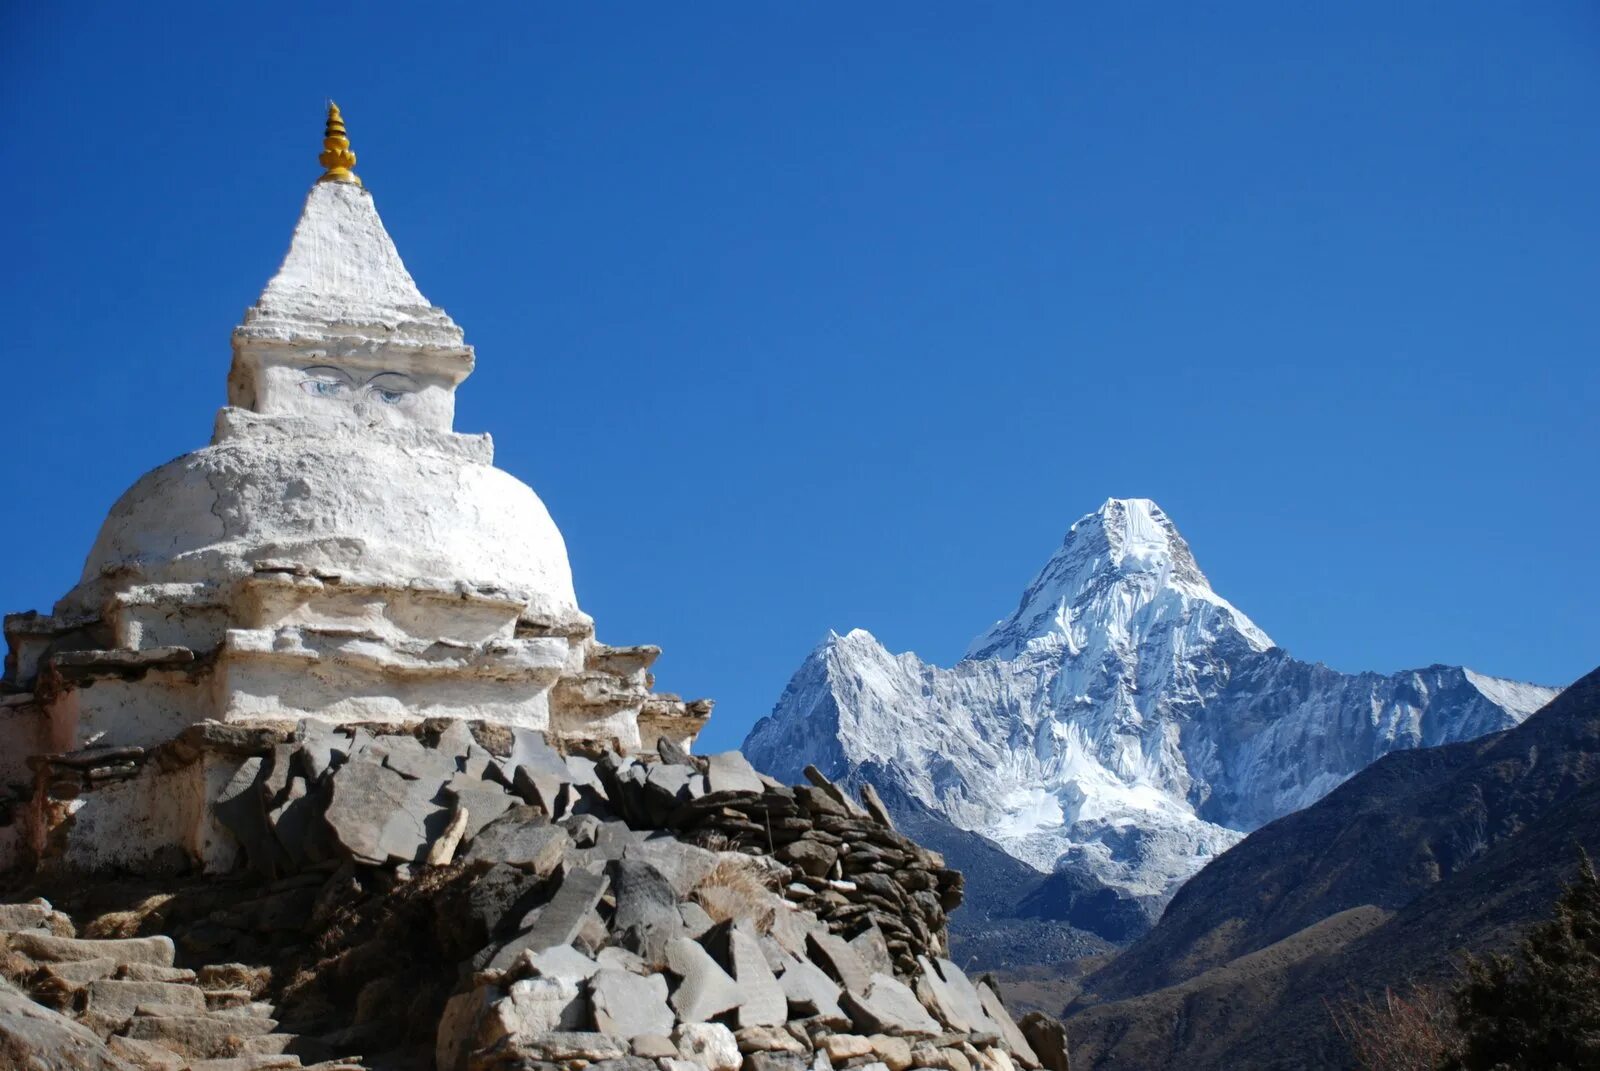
left=0, top=720, right=1071, bottom=1071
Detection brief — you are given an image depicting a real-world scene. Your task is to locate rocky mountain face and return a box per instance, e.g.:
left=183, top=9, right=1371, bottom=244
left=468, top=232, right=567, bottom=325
left=742, top=499, right=1558, bottom=941
left=1064, top=666, right=1600, bottom=1070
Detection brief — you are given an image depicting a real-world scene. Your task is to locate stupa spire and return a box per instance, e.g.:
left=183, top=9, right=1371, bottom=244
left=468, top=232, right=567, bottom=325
left=317, top=101, right=360, bottom=186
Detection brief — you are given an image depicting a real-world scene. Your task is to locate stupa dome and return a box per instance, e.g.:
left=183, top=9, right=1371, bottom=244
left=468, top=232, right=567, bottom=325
left=64, top=418, right=579, bottom=625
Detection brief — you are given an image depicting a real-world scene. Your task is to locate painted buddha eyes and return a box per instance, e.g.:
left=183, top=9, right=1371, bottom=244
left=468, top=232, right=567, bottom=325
left=298, top=366, right=419, bottom=407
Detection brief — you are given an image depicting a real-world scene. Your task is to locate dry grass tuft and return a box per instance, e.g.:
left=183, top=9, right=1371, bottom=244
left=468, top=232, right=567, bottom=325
left=1330, top=984, right=1459, bottom=1071
left=692, top=857, right=779, bottom=934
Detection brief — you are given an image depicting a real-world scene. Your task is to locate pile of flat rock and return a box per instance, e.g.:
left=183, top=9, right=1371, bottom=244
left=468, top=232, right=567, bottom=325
left=0, top=900, right=360, bottom=1070
left=4, top=722, right=1070, bottom=1071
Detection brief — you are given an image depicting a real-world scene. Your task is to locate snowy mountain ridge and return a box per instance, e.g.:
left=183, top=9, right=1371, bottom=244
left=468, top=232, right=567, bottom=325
left=743, top=498, right=1559, bottom=914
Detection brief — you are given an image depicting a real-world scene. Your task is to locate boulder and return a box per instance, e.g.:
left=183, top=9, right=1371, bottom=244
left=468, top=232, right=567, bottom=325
left=436, top=983, right=501, bottom=1071
left=1016, top=1013, right=1069, bottom=1071
left=483, top=976, right=587, bottom=1042
left=675, top=1022, right=741, bottom=1071
left=588, top=967, right=673, bottom=1040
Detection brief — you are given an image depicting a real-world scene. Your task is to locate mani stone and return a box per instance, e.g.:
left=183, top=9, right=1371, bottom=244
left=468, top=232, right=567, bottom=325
left=705, top=751, right=764, bottom=795
left=778, top=955, right=846, bottom=1023
left=323, top=758, right=443, bottom=865
left=916, top=957, right=997, bottom=1034
left=507, top=729, right=572, bottom=811
left=611, top=859, right=684, bottom=967
left=463, top=808, right=567, bottom=874
left=850, top=926, right=894, bottom=975
left=702, top=923, right=787, bottom=1028
left=807, top=931, right=874, bottom=996
left=524, top=944, right=603, bottom=985
left=488, top=866, right=610, bottom=972
left=665, top=937, right=742, bottom=1023
left=842, top=974, right=942, bottom=1037
left=589, top=967, right=673, bottom=1040
left=444, top=775, right=516, bottom=841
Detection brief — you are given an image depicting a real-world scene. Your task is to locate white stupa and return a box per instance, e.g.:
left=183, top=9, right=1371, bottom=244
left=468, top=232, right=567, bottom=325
left=1, top=106, right=708, bottom=869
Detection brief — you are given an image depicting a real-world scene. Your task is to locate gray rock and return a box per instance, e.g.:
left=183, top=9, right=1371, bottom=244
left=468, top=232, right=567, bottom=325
left=0, top=978, right=128, bottom=1071
left=295, top=719, right=341, bottom=783
left=803, top=765, right=869, bottom=818
left=436, top=983, right=501, bottom=1071
left=976, top=981, right=1041, bottom=1069
left=463, top=808, right=567, bottom=874
left=596, top=946, right=651, bottom=975
left=916, top=957, right=998, bottom=1035
left=589, top=967, right=674, bottom=1040
left=565, top=754, right=600, bottom=787
left=493, top=975, right=587, bottom=1037
left=444, top=775, right=517, bottom=841
left=859, top=783, right=897, bottom=830
left=806, top=931, right=873, bottom=996
left=726, top=928, right=787, bottom=1027
left=850, top=926, right=893, bottom=976
left=268, top=776, right=326, bottom=867
left=622, top=837, right=719, bottom=897
left=665, top=936, right=742, bottom=1023
left=434, top=719, right=477, bottom=765
left=644, top=763, right=697, bottom=813
left=1017, top=1012, right=1070, bottom=1071
left=631, top=1034, right=679, bottom=1058
left=213, top=756, right=286, bottom=876
left=507, top=729, right=572, bottom=812
left=611, top=859, right=684, bottom=967
left=381, top=773, right=454, bottom=864
left=679, top=901, right=715, bottom=938
left=747, top=1054, right=807, bottom=1071
left=777, top=839, right=837, bottom=878
left=322, top=758, right=420, bottom=865
left=842, top=974, right=941, bottom=1037
left=563, top=812, right=602, bottom=847
left=383, top=736, right=459, bottom=784
left=778, top=956, right=845, bottom=1022
left=705, top=751, right=764, bottom=795
left=525, top=944, right=603, bottom=985
left=509, top=1031, right=626, bottom=1061
left=656, top=736, right=696, bottom=767
left=489, top=866, right=610, bottom=971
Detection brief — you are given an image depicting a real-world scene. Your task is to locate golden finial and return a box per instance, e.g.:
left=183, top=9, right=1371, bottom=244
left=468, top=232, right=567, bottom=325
left=317, top=101, right=361, bottom=186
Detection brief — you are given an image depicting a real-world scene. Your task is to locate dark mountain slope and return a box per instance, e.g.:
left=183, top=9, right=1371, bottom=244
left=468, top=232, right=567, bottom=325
left=1063, top=666, right=1600, bottom=1070
left=1080, top=664, right=1600, bottom=1004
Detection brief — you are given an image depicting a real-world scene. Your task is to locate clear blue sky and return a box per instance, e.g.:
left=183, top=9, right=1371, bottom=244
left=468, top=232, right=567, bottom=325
left=4, top=3, right=1597, bottom=750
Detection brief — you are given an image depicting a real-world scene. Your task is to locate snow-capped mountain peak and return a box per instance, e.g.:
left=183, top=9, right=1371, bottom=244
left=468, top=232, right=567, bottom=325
left=744, top=497, right=1561, bottom=931
left=965, top=497, right=1272, bottom=662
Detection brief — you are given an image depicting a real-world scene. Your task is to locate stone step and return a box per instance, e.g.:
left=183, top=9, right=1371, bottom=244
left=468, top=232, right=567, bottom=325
left=121, top=1013, right=282, bottom=1059
left=0, top=901, right=69, bottom=935
left=4, top=930, right=176, bottom=967
left=185, top=1057, right=303, bottom=1071
left=119, top=962, right=199, bottom=983
left=37, top=956, right=119, bottom=985
left=88, top=978, right=207, bottom=1019
left=108, top=1033, right=190, bottom=1070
